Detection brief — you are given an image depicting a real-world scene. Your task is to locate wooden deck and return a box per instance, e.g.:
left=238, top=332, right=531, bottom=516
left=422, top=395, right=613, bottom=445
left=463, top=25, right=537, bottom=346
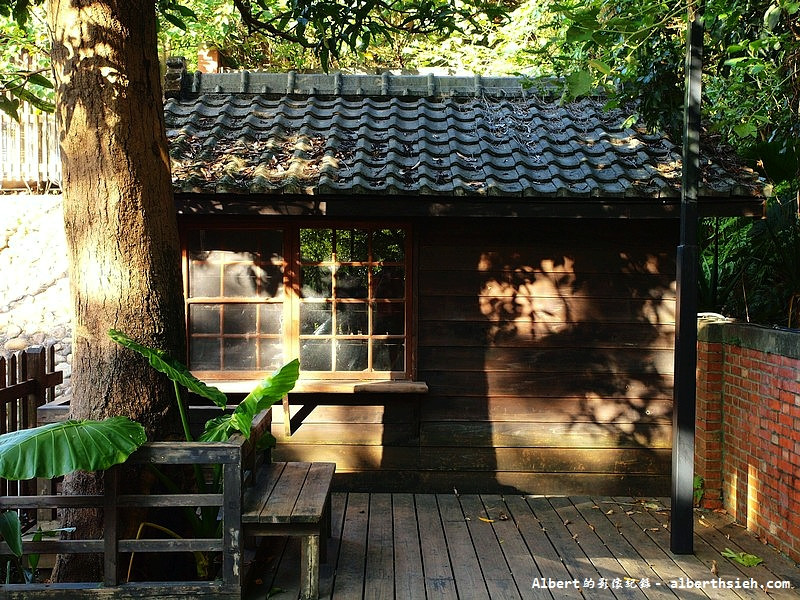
left=246, top=494, right=800, bottom=600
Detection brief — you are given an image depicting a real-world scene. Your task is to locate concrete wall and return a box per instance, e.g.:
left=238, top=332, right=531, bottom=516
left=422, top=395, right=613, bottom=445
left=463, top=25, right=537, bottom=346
left=696, top=319, right=800, bottom=562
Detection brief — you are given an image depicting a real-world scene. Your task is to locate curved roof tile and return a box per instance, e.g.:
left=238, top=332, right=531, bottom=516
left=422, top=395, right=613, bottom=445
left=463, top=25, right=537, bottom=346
left=165, top=71, right=764, bottom=201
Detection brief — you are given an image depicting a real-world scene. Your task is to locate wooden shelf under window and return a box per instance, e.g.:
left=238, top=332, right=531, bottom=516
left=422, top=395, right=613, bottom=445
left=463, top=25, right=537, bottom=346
left=213, top=379, right=428, bottom=395
left=213, top=378, right=428, bottom=437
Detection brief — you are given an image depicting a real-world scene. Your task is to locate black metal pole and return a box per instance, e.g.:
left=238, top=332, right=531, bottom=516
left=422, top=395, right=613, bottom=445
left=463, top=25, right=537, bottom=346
left=671, top=7, right=703, bottom=555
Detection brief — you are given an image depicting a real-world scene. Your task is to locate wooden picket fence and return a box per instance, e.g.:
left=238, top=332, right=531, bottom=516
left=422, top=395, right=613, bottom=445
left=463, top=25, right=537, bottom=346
left=0, top=345, right=64, bottom=527
left=0, top=103, right=61, bottom=191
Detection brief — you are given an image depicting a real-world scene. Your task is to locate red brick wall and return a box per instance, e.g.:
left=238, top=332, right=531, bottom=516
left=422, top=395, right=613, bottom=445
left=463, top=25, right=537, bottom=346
left=696, top=320, right=800, bottom=562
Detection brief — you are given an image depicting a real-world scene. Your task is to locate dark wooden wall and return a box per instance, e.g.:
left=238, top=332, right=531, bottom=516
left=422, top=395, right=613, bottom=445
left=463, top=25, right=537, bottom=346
left=272, top=218, right=677, bottom=495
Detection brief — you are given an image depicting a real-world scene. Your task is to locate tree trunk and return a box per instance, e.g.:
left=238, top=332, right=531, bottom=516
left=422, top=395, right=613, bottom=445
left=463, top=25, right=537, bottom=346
left=47, top=0, right=184, bottom=582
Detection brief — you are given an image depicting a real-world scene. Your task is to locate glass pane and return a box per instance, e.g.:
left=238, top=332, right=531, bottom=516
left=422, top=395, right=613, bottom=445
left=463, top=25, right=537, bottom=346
left=336, top=340, right=368, bottom=371
left=373, top=303, right=405, bottom=335
left=189, top=261, right=220, bottom=297
left=259, top=339, right=284, bottom=370
left=336, top=303, right=367, bottom=335
left=336, top=229, right=368, bottom=262
left=373, top=266, right=405, bottom=298
left=300, top=303, right=332, bottom=335
left=258, top=265, right=284, bottom=298
left=373, top=341, right=405, bottom=371
left=300, top=228, right=333, bottom=262
left=301, top=266, right=333, bottom=298
left=189, top=305, right=220, bottom=334
left=300, top=339, right=332, bottom=371
left=259, top=304, right=283, bottom=334
left=336, top=266, right=368, bottom=298
left=189, top=338, right=220, bottom=370
left=261, top=230, right=284, bottom=260
left=223, top=263, right=259, bottom=297
left=373, top=229, right=405, bottom=262
left=223, top=338, right=256, bottom=370
left=223, top=305, right=256, bottom=334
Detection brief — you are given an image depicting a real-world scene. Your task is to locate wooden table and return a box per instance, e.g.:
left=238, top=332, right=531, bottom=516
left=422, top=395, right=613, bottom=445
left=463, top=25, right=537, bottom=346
left=242, top=461, right=335, bottom=600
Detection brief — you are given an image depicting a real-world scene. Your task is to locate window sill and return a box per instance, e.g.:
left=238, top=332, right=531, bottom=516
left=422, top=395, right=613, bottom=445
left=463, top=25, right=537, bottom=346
left=214, top=379, right=428, bottom=395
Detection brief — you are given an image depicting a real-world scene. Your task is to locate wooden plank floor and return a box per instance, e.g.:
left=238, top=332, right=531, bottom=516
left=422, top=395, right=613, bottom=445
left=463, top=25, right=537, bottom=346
left=245, top=495, right=800, bottom=599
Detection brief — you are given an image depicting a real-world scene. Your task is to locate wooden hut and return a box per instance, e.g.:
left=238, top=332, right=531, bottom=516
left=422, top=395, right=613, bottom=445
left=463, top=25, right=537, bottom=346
left=164, top=63, right=764, bottom=495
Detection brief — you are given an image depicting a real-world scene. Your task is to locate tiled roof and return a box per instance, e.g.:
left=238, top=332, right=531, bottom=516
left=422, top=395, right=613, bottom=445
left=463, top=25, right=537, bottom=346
left=165, top=70, right=763, bottom=200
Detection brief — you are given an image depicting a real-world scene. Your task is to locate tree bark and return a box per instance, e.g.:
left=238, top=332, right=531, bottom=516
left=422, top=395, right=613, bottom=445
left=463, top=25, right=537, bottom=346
left=47, top=0, right=184, bottom=582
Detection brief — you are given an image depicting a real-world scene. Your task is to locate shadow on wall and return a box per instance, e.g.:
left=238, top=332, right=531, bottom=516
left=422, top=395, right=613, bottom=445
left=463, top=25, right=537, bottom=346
left=472, top=232, right=676, bottom=492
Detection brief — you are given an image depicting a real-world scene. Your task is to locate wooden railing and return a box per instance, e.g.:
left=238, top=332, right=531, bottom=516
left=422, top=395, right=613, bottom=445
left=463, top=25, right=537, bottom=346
left=0, top=408, right=271, bottom=599
left=0, top=104, right=61, bottom=191
left=0, top=346, right=64, bottom=526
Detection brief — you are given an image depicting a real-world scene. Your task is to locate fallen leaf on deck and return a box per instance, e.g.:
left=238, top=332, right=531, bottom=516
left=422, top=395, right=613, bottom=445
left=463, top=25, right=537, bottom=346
left=722, top=548, right=763, bottom=567
left=479, top=517, right=495, bottom=523
left=711, top=560, right=719, bottom=576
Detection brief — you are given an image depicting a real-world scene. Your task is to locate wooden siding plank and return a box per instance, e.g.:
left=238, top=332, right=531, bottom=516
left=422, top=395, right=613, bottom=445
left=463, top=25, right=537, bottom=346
left=272, top=423, right=419, bottom=446
left=420, top=296, right=675, bottom=324
left=436, top=494, right=491, bottom=600
left=391, top=493, right=426, bottom=600
left=420, top=371, right=674, bottom=399
left=364, top=494, right=394, bottom=600
left=415, top=494, right=458, bottom=599
left=419, top=347, right=676, bottom=375
left=419, top=322, right=675, bottom=349
left=331, top=493, right=369, bottom=599
left=419, top=421, right=673, bottom=449
left=420, top=397, right=673, bottom=423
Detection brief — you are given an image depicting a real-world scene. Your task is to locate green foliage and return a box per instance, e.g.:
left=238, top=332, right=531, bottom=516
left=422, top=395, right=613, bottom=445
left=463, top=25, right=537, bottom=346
left=108, top=329, right=227, bottom=410
left=722, top=547, right=764, bottom=567
left=699, top=185, right=800, bottom=327
left=1, top=515, right=74, bottom=584
left=0, top=1, right=53, bottom=120
left=693, top=474, right=704, bottom=506
left=537, top=0, right=800, bottom=182
left=0, top=418, right=147, bottom=481
left=0, top=511, right=23, bottom=560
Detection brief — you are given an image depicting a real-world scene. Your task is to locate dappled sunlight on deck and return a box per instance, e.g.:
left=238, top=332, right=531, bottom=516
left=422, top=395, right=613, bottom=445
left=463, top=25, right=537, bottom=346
left=247, top=493, right=800, bottom=599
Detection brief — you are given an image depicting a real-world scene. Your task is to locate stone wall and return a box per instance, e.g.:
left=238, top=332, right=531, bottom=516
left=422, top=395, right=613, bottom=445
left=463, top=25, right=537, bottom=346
left=696, top=318, right=800, bottom=563
left=0, top=194, right=72, bottom=400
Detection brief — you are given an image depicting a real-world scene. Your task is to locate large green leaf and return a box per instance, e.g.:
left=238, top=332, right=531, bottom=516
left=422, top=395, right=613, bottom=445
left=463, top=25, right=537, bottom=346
left=232, top=359, right=300, bottom=437
left=108, top=329, right=228, bottom=409
left=0, top=511, right=23, bottom=558
left=199, top=359, right=300, bottom=441
left=0, top=417, right=146, bottom=480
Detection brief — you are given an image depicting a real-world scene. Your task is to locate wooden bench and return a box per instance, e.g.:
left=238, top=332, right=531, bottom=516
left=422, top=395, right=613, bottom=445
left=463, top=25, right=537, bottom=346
left=242, top=461, right=336, bottom=600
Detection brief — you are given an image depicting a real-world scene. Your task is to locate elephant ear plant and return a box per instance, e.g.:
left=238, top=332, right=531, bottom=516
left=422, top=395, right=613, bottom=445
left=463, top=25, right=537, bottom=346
left=0, top=329, right=299, bottom=581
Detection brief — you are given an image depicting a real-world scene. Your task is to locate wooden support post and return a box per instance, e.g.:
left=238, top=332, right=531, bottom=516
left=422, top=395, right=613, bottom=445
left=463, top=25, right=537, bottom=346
left=22, top=348, right=46, bottom=521
left=104, top=466, right=119, bottom=587
left=300, top=535, right=320, bottom=600
left=671, top=8, right=703, bottom=555
left=223, top=445, right=243, bottom=590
